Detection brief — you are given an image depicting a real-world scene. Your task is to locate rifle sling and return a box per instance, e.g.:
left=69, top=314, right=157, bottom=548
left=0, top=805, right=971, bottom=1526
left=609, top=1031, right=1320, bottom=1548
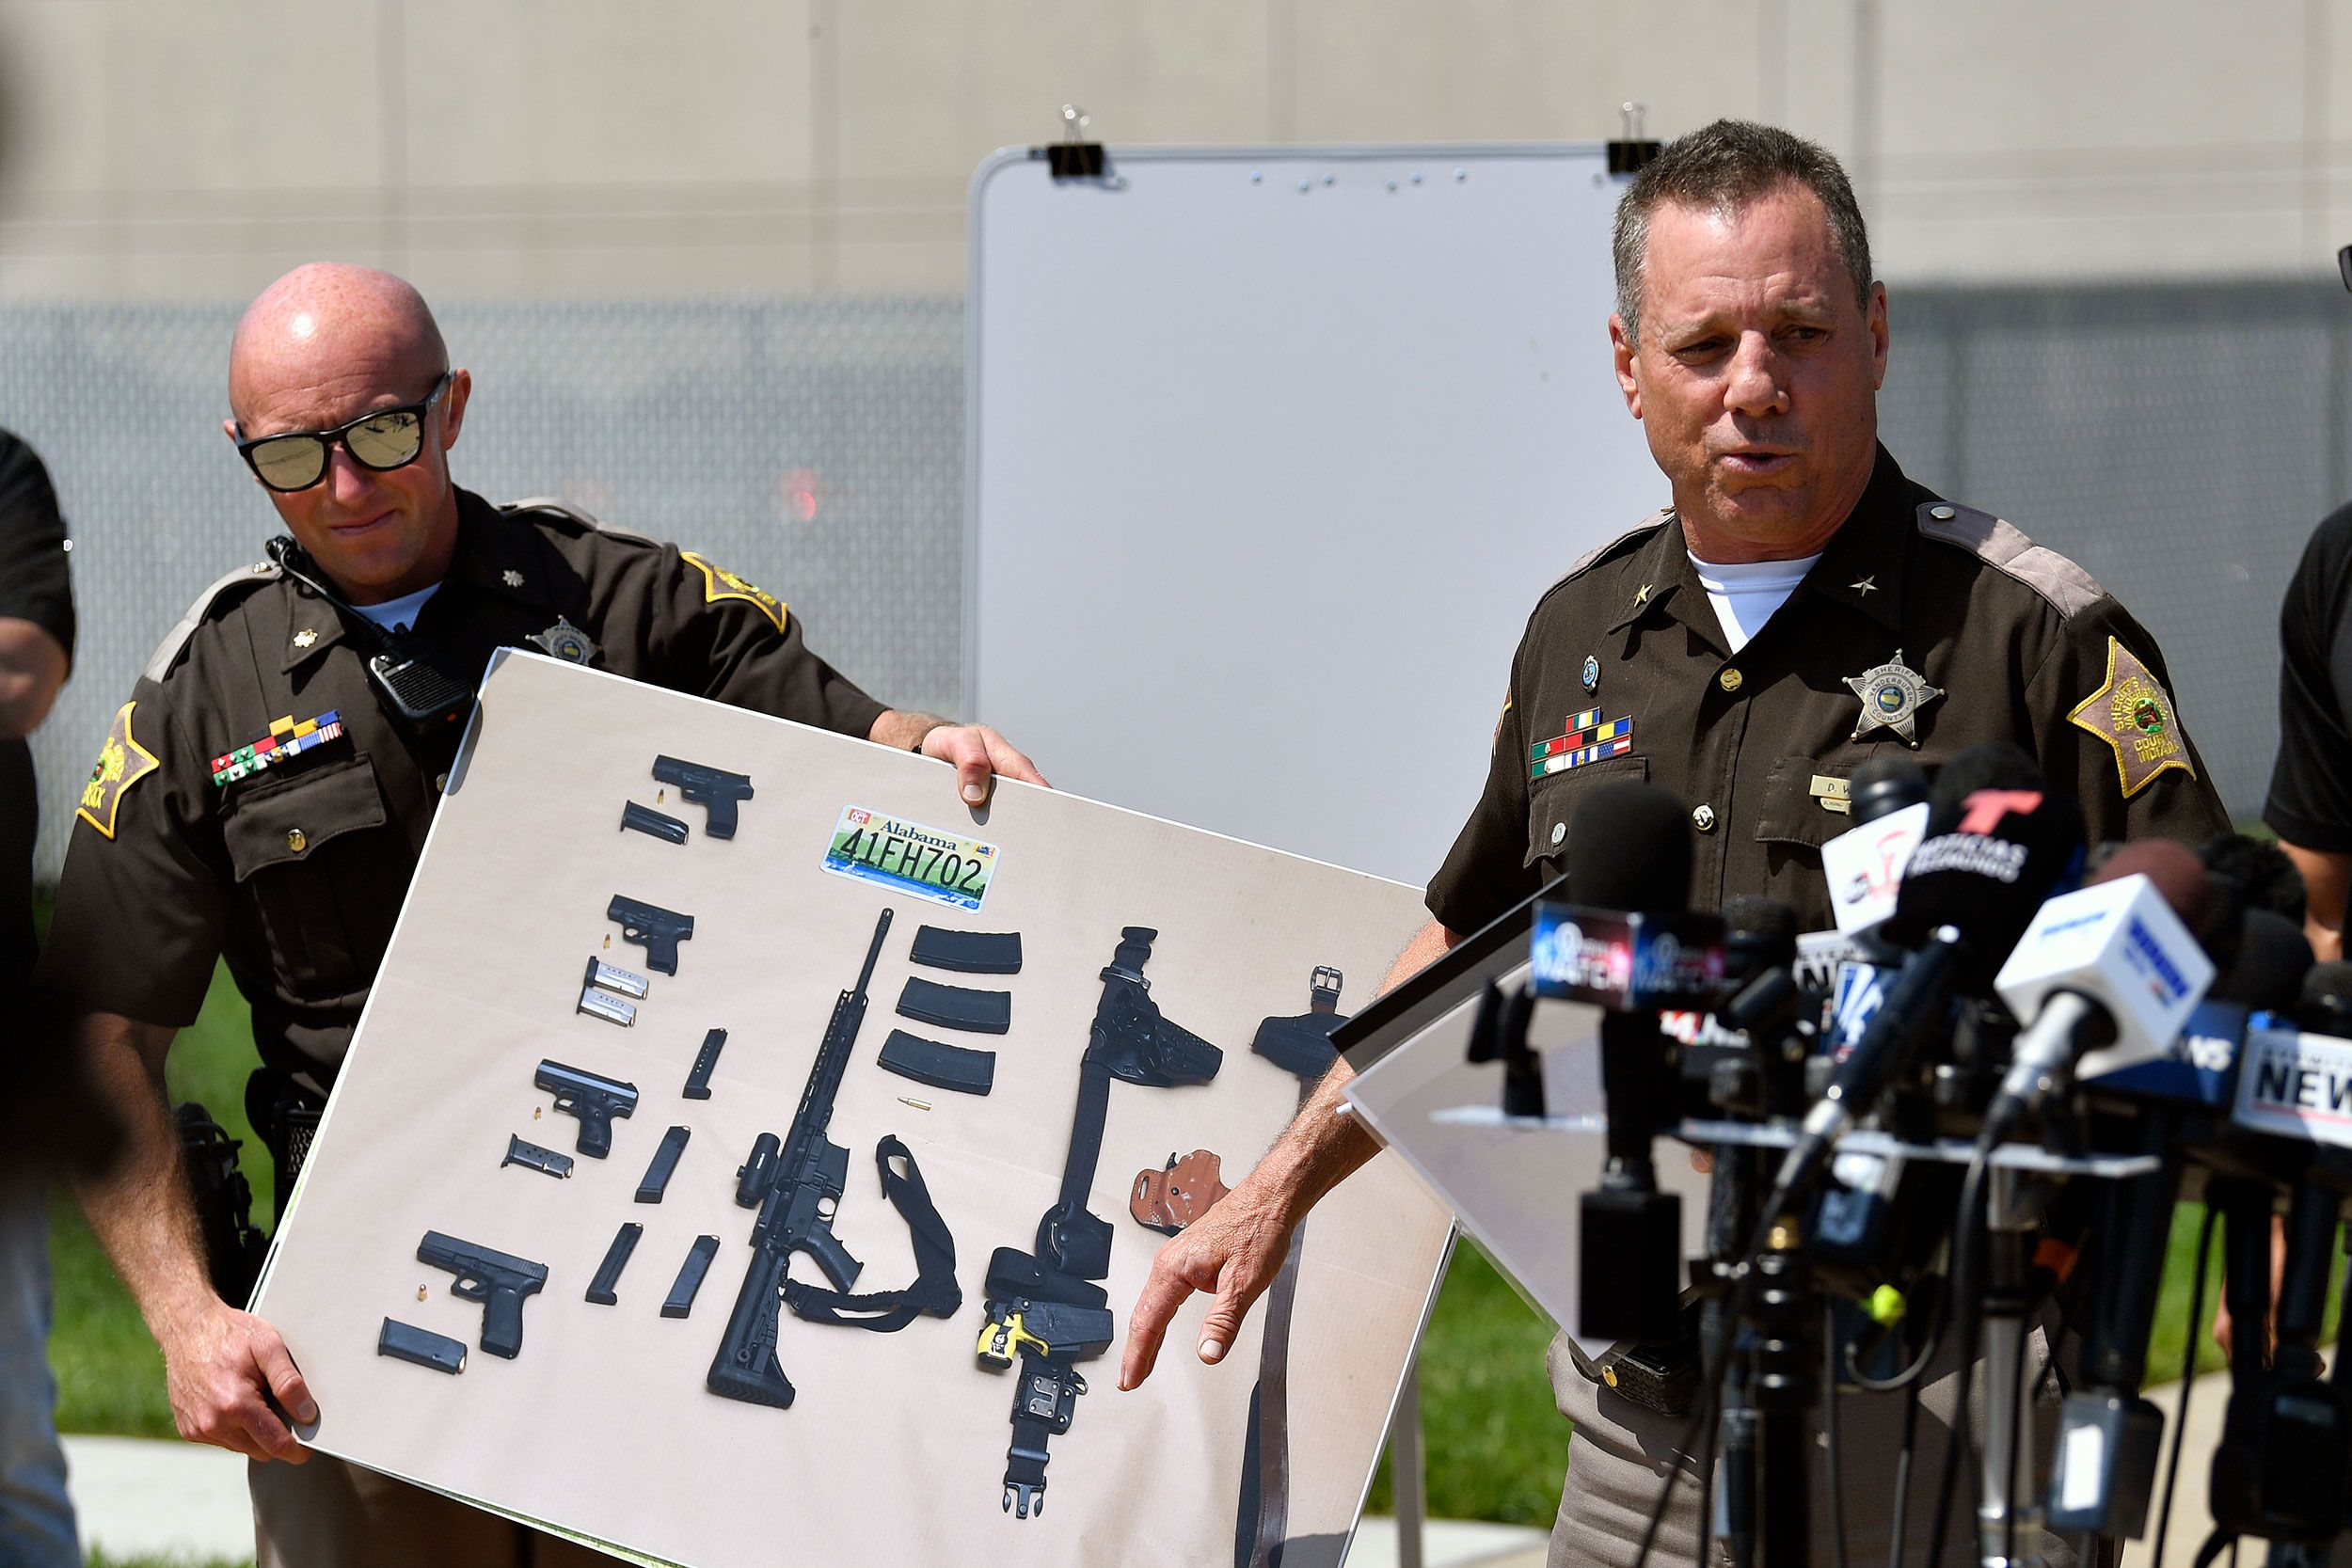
left=784, top=1136, right=961, bottom=1332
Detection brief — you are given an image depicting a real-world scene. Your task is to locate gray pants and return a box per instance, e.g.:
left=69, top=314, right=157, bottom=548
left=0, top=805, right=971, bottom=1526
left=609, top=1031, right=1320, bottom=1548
left=252, top=1452, right=626, bottom=1567
left=1543, top=1323, right=2078, bottom=1568
left=0, top=1178, right=77, bottom=1568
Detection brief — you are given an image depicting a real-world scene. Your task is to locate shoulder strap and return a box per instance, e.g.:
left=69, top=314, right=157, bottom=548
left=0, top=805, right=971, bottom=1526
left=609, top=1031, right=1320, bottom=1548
left=780, top=1136, right=961, bottom=1332
left=1915, top=500, right=2106, bottom=618
left=143, top=560, right=282, bottom=685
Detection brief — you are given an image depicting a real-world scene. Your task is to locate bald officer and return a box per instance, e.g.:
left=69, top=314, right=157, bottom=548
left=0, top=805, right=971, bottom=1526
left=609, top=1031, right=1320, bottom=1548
left=38, top=263, right=1044, bottom=1566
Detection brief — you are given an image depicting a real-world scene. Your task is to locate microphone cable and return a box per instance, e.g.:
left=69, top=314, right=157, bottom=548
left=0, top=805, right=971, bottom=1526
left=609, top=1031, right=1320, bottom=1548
left=1822, top=1297, right=1850, bottom=1568
left=2151, top=1205, right=2221, bottom=1568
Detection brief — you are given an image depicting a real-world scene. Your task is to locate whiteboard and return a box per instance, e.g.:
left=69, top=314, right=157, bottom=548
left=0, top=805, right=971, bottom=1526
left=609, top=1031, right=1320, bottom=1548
left=966, top=143, right=1665, bottom=888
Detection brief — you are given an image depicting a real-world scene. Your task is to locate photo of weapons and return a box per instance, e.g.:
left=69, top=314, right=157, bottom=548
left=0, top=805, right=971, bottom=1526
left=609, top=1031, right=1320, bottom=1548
left=1232, top=964, right=1348, bottom=1568
left=977, top=927, right=1224, bottom=1519
left=535, top=1058, right=639, bottom=1158
left=651, top=754, right=754, bottom=839
left=709, top=908, right=964, bottom=1407
left=416, top=1230, right=548, bottom=1359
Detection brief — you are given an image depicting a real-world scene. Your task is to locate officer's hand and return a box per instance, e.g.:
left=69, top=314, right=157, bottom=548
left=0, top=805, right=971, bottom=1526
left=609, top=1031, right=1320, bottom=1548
left=161, top=1301, right=315, bottom=1464
left=919, top=724, right=1050, bottom=805
left=1120, top=1173, right=1296, bottom=1390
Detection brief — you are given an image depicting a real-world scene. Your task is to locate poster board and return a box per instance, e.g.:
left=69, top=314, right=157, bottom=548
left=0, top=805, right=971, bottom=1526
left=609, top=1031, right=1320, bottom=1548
left=253, top=651, right=1452, bottom=1568
left=965, top=141, right=1664, bottom=888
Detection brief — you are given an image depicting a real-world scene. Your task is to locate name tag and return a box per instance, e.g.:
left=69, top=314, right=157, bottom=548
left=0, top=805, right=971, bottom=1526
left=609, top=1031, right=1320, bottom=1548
left=1809, top=774, right=1851, bottom=815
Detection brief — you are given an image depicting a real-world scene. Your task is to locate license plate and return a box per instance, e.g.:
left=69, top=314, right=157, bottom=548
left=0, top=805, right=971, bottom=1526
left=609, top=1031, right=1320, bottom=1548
left=821, top=806, right=998, bottom=911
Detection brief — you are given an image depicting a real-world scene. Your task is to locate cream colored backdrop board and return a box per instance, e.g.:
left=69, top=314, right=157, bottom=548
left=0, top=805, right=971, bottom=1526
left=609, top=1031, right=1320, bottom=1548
left=253, top=651, right=1451, bottom=1568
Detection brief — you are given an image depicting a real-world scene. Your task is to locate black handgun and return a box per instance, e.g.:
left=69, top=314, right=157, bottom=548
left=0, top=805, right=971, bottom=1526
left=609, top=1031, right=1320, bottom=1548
left=652, top=755, right=755, bottom=840
left=416, top=1230, right=548, bottom=1359
left=535, top=1059, right=639, bottom=1159
left=608, top=895, right=694, bottom=976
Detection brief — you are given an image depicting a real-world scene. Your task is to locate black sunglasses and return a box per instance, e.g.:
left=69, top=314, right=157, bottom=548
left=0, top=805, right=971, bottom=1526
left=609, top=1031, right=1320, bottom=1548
left=234, top=372, right=451, bottom=493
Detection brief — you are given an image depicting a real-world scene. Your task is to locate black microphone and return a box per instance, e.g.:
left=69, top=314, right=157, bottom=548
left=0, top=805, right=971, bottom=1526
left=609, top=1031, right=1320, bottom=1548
left=1541, top=780, right=1721, bottom=1340
left=2045, top=907, right=2312, bottom=1542
left=1849, top=752, right=1930, bottom=825
left=1764, top=746, right=2084, bottom=1216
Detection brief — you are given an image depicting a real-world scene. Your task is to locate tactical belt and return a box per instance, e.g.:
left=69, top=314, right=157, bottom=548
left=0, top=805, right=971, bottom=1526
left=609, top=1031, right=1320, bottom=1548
left=784, top=1136, right=961, bottom=1332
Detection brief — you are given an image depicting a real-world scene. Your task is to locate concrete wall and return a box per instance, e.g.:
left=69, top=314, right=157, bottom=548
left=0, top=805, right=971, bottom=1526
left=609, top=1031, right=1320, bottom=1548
left=0, top=0, right=2344, bottom=301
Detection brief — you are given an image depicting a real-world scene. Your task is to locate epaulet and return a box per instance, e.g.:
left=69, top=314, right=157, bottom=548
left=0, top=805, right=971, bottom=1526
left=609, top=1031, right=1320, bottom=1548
left=1915, top=500, right=2106, bottom=619
left=500, top=496, right=660, bottom=549
left=142, top=560, right=281, bottom=685
left=1537, top=509, right=1673, bottom=605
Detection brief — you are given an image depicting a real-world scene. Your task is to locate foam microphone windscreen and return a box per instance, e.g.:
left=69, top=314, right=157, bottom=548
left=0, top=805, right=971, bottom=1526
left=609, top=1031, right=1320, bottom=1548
left=2213, top=908, right=2314, bottom=1011
left=2086, top=837, right=2214, bottom=937
left=1565, top=780, right=1692, bottom=914
left=1927, top=741, right=2043, bottom=813
left=1890, top=751, right=2084, bottom=968
left=1724, top=895, right=1799, bottom=981
left=1849, top=752, right=1930, bottom=826
left=2296, top=959, right=2352, bottom=1037
left=2200, top=832, right=2309, bottom=925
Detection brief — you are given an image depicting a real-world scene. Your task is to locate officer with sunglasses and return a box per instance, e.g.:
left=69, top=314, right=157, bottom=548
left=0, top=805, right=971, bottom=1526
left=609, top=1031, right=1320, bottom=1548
left=34, top=261, right=1046, bottom=1567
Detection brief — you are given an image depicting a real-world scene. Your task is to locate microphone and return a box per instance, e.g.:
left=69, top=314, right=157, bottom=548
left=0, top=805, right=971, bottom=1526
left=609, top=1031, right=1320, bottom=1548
left=1820, top=753, right=1932, bottom=932
left=2045, top=909, right=2311, bottom=1543
left=1532, top=780, right=1724, bottom=1340
left=2231, top=960, right=2352, bottom=1148
left=1763, top=746, right=2084, bottom=1215
left=1980, top=840, right=2217, bottom=1149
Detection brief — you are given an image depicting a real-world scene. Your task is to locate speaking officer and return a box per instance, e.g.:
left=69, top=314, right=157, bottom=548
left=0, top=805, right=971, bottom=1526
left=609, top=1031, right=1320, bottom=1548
left=35, top=262, right=1043, bottom=1568
left=1123, top=122, right=2228, bottom=1567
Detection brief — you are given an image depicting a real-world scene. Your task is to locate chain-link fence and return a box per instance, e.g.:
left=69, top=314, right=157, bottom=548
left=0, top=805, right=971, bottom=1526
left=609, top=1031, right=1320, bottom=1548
left=0, top=299, right=965, bottom=880
left=3, top=280, right=2345, bottom=879
left=1879, top=277, right=2352, bottom=822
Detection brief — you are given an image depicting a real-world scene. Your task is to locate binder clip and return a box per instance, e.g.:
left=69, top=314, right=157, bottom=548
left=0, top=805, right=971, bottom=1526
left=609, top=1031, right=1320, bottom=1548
left=1607, top=101, right=1661, bottom=177
left=1044, top=103, right=1106, bottom=181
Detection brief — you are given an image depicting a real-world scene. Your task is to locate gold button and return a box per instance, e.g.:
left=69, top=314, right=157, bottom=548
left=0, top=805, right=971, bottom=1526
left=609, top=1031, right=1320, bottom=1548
left=1692, top=805, right=1717, bottom=833
left=1718, top=668, right=1743, bottom=692
left=285, top=829, right=307, bottom=853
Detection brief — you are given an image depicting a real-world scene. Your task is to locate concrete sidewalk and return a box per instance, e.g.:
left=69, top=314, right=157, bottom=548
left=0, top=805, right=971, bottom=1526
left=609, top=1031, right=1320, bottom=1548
left=60, top=1432, right=1547, bottom=1567
left=63, top=1376, right=2249, bottom=1568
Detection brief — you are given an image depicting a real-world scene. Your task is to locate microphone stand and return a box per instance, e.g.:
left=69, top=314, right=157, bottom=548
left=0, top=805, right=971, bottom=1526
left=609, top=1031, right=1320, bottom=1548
left=1977, top=1164, right=2048, bottom=1568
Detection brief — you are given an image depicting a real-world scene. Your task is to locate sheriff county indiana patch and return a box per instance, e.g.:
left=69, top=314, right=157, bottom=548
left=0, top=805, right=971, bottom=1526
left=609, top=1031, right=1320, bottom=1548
left=680, top=551, right=788, bottom=634
left=2068, top=636, right=2195, bottom=799
left=78, top=701, right=161, bottom=839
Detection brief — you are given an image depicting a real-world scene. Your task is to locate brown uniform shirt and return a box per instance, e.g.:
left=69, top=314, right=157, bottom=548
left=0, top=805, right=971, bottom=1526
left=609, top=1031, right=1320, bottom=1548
left=1427, top=446, right=2230, bottom=934
left=37, top=489, right=884, bottom=1089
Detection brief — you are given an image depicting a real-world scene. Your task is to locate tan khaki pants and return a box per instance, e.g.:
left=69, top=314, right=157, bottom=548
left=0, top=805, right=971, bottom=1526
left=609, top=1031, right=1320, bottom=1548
left=251, top=1452, right=625, bottom=1567
left=1542, top=1324, right=2081, bottom=1568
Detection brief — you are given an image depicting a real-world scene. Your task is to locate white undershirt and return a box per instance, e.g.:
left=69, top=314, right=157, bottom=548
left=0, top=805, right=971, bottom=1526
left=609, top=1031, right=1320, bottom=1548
left=1688, top=551, right=1820, bottom=655
left=349, top=583, right=441, bottom=635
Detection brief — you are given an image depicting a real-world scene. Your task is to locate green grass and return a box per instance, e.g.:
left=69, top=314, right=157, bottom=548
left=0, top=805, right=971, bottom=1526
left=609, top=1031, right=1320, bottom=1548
left=85, top=1554, right=251, bottom=1568
left=49, top=959, right=262, bottom=1442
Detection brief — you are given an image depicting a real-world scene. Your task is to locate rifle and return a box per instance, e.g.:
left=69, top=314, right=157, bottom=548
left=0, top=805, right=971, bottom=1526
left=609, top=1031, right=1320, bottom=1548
left=707, top=908, right=891, bottom=1409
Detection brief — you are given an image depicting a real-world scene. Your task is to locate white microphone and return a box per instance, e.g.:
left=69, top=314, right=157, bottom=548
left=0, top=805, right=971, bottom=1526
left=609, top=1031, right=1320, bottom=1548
left=1985, top=855, right=2215, bottom=1147
left=1821, top=800, right=1932, bottom=933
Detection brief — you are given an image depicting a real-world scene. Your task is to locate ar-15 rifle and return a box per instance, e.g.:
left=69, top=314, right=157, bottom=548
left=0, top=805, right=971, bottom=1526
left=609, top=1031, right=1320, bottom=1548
left=978, top=926, right=1223, bottom=1518
left=707, top=908, right=893, bottom=1409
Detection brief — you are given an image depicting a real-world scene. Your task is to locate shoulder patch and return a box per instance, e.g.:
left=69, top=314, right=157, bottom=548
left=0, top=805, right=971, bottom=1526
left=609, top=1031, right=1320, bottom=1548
left=142, top=560, right=282, bottom=685
left=2067, top=636, right=2195, bottom=799
left=1915, top=501, right=2105, bottom=618
left=680, top=551, right=789, bottom=634
left=77, top=700, right=162, bottom=839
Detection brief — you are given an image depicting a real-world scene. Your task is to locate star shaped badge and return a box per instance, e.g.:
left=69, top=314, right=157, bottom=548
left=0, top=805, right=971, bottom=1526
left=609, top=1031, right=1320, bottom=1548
left=527, top=616, right=597, bottom=664
left=1844, top=649, right=1943, bottom=746
left=501, top=570, right=525, bottom=589
left=293, top=628, right=317, bottom=649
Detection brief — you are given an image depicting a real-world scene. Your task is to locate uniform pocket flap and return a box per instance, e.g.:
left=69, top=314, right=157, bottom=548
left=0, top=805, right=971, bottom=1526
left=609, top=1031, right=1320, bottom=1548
left=223, top=756, right=389, bottom=882
left=1522, top=752, right=1651, bottom=869
left=1751, top=755, right=1849, bottom=850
